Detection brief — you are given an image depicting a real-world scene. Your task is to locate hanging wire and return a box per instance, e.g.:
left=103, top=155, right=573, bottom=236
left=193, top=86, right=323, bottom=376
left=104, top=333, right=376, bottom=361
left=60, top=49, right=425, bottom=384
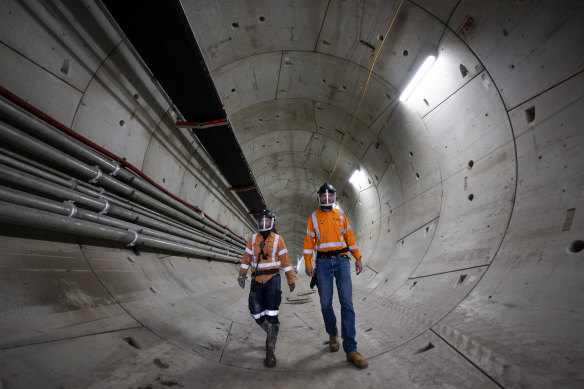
left=328, top=0, right=405, bottom=180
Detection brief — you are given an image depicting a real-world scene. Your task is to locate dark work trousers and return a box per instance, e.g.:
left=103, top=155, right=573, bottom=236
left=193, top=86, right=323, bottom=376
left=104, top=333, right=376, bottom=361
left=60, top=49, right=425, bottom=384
left=248, top=274, right=282, bottom=324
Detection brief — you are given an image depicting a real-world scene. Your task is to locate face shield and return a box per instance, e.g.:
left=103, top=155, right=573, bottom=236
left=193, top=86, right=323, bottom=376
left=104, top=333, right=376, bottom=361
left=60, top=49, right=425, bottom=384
left=318, top=189, right=336, bottom=207
left=257, top=216, right=274, bottom=232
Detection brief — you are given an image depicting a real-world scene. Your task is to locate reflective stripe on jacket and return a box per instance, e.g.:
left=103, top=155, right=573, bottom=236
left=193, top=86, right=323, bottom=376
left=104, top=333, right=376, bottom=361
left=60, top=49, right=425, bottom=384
left=303, top=208, right=361, bottom=268
left=239, top=232, right=295, bottom=285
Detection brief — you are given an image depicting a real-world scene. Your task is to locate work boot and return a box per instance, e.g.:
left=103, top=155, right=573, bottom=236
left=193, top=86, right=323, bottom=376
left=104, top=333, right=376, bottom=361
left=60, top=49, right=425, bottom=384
left=329, top=334, right=340, bottom=352
left=258, top=320, right=269, bottom=333
left=258, top=320, right=269, bottom=350
left=346, top=350, right=368, bottom=369
left=264, top=322, right=279, bottom=367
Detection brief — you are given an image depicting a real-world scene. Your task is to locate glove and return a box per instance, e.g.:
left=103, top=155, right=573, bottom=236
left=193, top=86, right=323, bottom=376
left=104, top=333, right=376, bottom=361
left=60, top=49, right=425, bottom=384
left=289, top=283, right=295, bottom=292
left=238, top=278, right=245, bottom=289
left=310, top=274, right=318, bottom=289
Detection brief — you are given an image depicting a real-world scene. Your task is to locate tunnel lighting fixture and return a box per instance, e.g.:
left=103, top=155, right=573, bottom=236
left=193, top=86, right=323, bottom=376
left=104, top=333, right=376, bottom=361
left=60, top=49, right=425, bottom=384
left=350, top=169, right=368, bottom=188
left=349, top=169, right=361, bottom=184
left=399, top=55, right=436, bottom=102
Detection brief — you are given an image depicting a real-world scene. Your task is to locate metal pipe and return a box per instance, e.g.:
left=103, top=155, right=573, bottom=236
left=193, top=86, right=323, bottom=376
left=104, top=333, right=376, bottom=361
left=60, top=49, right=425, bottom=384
left=0, top=163, right=244, bottom=254
left=0, top=152, right=232, bottom=250
left=0, top=186, right=241, bottom=259
left=0, top=121, right=243, bottom=245
left=0, top=201, right=238, bottom=263
left=0, top=96, right=246, bottom=244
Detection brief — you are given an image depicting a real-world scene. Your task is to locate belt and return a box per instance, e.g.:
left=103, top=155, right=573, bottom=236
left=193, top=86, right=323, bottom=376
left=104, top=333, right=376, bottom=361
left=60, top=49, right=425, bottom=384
left=252, top=268, right=279, bottom=277
left=316, top=247, right=349, bottom=259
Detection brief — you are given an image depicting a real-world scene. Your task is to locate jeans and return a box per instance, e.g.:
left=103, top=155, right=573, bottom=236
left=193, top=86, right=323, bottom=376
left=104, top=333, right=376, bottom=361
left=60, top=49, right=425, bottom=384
left=315, top=255, right=356, bottom=352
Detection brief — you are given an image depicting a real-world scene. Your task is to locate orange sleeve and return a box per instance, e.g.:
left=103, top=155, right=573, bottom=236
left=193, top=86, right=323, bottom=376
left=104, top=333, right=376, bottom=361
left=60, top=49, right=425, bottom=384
left=342, top=211, right=361, bottom=260
left=238, top=236, right=254, bottom=278
left=303, top=215, right=316, bottom=267
left=277, top=236, right=295, bottom=285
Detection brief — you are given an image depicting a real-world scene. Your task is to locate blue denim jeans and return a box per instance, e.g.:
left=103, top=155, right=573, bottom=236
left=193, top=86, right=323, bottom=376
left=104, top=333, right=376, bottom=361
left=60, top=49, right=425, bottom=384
left=315, top=255, right=356, bottom=352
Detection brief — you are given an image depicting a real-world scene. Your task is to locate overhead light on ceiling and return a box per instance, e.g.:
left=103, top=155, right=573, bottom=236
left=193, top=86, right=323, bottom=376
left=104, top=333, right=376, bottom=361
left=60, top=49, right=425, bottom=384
left=349, top=169, right=367, bottom=187
left=399, top=55, right=436, bottom=102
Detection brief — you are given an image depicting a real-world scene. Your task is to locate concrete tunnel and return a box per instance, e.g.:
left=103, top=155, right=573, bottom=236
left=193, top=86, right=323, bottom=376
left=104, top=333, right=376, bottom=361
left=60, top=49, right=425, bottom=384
left=0, top=0, right=583, bottom=388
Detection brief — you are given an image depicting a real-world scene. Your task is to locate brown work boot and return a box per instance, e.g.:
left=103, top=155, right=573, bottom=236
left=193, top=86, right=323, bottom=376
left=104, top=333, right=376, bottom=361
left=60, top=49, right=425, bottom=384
left=329, top=334, right=340, bottom=352
left=346, top=350, right=368, bottom=368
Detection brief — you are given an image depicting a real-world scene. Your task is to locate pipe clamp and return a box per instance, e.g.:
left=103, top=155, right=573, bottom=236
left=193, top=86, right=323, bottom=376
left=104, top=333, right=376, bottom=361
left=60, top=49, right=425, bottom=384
left=63, top=200, right=77, bottom=217
left=127, top=228, right=138, bottom=247
left=89, top=166, right=102, bottom=184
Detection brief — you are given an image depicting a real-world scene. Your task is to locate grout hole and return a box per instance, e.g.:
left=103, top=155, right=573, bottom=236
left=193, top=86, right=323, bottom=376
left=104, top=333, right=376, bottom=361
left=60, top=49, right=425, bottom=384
left=458, top=274, right=467, bottom=284
left=124, top=337, right=142, bottom=349
left=460, top=64, right=468, bottom=78
left=468, top=160, right=474, bottom=169
left=567, top=240, right=584, bottom=254
left=119, top=120, right=125, bottom=127
left=403, top=49, right=408, bottom=56
left=468, top=194, right=474, bottom=201
left=415, top=173, right=419, bottom=180
left=525, top=106, right=535, bottom=124
left=258, top=16, right=265, bottom=22
left=231, top=22, right=239, bottom=28
left=415, top=342, right=435, bottom=353
left=423, top=98, right=429, bottom=107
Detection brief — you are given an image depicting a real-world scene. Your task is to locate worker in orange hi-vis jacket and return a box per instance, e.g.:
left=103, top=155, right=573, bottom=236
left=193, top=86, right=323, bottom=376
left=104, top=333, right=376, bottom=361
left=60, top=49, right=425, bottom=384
left=303, top=183, right=368, bottom=369
left=237, top=209, right=295, bottom=368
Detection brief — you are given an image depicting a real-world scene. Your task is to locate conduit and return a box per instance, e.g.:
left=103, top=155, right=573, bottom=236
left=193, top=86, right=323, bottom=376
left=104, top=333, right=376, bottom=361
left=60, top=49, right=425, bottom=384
left=0, top=120, right=242, bottom=246
left=0, top=201, right=237, bottom=262
left=0, top=97, right=247, bottom=263
left=0, top=86, right=245, bottom=243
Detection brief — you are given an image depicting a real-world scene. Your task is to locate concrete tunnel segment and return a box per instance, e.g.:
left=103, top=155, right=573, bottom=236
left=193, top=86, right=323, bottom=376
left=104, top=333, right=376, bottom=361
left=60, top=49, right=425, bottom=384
left=0, top=1, right=583, bottom=388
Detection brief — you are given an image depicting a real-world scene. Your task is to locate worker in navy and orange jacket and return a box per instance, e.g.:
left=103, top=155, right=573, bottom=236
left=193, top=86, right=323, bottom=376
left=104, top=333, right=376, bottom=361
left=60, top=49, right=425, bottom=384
left=303, top=183, right=368, bottom=368
left=238, top=209, right=295, bottom=368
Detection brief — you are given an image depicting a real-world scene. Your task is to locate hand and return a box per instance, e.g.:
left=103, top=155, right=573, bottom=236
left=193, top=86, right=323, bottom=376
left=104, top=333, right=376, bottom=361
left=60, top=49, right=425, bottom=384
left=305, top=266, right=314, bottom=277
left=355, top=259, right=363, bottom=275
left=238, top=278, right=245, bottom=289
left=289, top=283, right=296, bottom=292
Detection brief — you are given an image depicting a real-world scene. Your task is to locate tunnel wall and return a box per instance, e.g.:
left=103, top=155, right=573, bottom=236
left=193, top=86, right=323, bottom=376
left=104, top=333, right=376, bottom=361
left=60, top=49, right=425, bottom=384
left=0, top=1, right=583, bottom=388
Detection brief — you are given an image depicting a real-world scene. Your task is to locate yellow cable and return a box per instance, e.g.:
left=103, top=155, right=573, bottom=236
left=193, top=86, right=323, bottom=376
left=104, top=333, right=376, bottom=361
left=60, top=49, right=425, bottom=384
left=328, top=0, right=404, bottom=180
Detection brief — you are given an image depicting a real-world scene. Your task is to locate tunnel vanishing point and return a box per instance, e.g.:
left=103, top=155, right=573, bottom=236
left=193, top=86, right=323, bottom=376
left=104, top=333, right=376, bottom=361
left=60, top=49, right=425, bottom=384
left=0, top=1, right=583, bottom=388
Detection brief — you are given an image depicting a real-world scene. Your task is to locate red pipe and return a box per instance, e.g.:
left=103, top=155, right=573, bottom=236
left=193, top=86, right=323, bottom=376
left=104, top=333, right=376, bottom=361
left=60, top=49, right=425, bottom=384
left=0, top=85, right=244, bottom=241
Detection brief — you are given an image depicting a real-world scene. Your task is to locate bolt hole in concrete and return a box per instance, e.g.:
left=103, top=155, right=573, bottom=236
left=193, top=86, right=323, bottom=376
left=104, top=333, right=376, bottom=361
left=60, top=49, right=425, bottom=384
left=232, top=22, right=239, bottom=29
left=460, top=63, right=468, bottom=77
left=567, top=240, right=584, bottom=254
left=468, top=194, right=474, bottom=201
left=119, top=120, right=125, bottom=127
left=258, top=16, right=265, bottom=22
left=423, top=98, right=429, bottom=106
left=415, top=173, right=420, bottom=180
left=124, top=337, right=142, bottom=349
left=468, top=160, right=474, bottom=169
left=525, top=106, right=536, bottom=123
left=415, top=342, right=435, bottom=354
left=403, top=49, right=408, bottom=56
left=458, top=274, right=467, bottom=285
left=409, top=151, right=413, bottom=157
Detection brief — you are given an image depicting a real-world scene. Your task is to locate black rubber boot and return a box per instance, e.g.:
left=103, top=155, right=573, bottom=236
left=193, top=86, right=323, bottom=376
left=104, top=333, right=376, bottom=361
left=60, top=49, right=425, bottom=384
left=264, top=322, right=279, bottom=367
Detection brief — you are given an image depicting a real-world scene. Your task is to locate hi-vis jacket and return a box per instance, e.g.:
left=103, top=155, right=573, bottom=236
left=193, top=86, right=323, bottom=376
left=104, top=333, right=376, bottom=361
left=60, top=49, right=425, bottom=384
left=303, top=208, right=361, bottom=268
left=239, top=232, right=295, bottom=285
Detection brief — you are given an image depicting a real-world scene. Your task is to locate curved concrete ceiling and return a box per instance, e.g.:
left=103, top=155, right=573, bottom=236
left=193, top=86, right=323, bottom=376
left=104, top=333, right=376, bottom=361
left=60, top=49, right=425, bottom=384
left=0, top=1, right=583, bottom=388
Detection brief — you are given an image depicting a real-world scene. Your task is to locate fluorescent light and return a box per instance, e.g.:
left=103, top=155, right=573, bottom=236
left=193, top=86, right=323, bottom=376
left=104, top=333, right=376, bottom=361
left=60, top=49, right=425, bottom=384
left=349, top=170, right=361, bottom=184
left=399, top=55, right=436, bottom=102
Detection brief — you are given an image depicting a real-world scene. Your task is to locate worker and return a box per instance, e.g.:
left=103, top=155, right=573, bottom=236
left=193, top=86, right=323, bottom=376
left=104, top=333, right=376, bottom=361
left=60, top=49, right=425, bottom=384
left=238, top=209, right=295, bottom=367
left=303, top=183, right=368, bottom=368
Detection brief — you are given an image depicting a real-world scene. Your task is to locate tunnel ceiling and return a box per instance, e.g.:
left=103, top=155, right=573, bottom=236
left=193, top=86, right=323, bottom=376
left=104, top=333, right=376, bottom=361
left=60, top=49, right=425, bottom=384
left=102, top=0, right=268, bottom=215
left=181, top=0, right=445, bottom=259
